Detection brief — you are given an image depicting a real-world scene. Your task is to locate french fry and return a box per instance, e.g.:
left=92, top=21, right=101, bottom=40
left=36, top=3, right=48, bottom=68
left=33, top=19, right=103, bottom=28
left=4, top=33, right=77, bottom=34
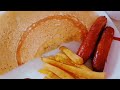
left=59, top=46, right=83, bottom=64
left=39, top=68, right=60, bottom=79
left=45, top=63, right=74, bottom=79
left=47, top=56, right=55, bottom=60
left=44, top=76, right=49, bottom=79
left=42, top=57, right=91, bottom=71
left=42, top=58, right=105, bottom=79
left=55, top=53, right=74, bottom=65
left=44, top=76, right=54, bottom=79
left=44, top=74, right=60, bottom=79
left=74, top=64, right=91, bottom=71
left=41, top=58, right=84, bottom=79
left=55, top=53, right=91, bottom=71
left=40, top=62, right=86, bottom=79
left=39, top=68, right=50, bottom=74
left=47, top=72, right=60, bottom=79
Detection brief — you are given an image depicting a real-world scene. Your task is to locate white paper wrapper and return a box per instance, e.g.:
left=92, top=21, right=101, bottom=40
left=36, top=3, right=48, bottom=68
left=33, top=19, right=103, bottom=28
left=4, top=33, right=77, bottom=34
left=0, top=11, right=120, bottom=79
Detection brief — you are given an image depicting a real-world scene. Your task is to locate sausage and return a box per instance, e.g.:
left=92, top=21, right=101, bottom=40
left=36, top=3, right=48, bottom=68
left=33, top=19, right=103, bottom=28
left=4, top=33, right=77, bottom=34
left=113, top=37, right=120, bottom=41
left=77, top=16, right=107, bottom=63
left=92, top=27, right=114, bottom=72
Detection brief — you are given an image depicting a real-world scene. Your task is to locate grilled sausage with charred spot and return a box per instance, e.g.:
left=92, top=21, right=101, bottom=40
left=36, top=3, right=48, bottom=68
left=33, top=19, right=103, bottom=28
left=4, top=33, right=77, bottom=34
left=92, top=27, right=114, bottom=72
left=77, top=16, right=107, bottom=63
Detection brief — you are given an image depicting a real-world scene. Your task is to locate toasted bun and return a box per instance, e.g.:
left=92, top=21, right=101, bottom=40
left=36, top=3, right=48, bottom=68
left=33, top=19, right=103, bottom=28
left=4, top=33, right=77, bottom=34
left=0, top=12, right=18, bottom=74
left=0, top=11, right=98, bottom=74
left=15, top=11, right=97, bottom=31
left=17, top=15, right=87, bottom=64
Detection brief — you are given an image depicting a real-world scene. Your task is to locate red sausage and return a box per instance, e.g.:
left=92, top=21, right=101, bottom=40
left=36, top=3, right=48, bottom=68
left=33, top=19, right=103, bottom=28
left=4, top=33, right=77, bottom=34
left=92, top=27, right=114, bottom=72
left=77, top=16, right=107, bottom=63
